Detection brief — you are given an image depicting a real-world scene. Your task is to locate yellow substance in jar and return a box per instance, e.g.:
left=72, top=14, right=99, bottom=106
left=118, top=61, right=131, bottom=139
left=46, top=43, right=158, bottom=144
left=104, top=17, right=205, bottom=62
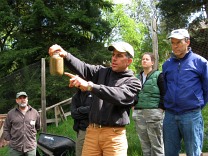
left=50, top=53, right=64, bottom=76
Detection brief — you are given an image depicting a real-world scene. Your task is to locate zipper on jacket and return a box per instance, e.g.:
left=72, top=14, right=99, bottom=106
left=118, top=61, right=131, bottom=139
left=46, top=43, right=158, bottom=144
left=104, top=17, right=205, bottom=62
left=177, top=62, right=181, bottom=71
left=176, top=60, right=181, bottom=107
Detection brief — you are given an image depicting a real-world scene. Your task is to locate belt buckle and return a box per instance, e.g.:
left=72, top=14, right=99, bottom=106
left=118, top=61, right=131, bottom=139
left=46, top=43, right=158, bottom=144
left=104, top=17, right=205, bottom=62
left=92, top=123, right=102, bottom=128
left=92, top=123, right=96, bottom=128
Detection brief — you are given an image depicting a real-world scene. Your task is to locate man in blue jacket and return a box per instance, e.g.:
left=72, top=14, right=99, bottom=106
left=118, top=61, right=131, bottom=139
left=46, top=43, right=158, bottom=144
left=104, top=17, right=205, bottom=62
left=162, top=29, right=208, bottom=156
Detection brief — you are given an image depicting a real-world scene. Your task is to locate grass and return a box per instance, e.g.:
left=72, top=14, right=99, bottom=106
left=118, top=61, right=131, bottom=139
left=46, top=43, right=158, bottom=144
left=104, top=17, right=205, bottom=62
left=202, top=105, right=208, bottom=152
left=0, top=106, right=207, bottom=155
left=0, top=145, right=8, bottom=156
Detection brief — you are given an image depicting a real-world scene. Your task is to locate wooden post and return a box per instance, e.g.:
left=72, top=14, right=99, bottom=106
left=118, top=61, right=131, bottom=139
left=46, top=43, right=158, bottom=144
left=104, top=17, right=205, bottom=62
left=58, top=105, right=67, bottom=121
left=41, top=58, right=47, bottom=132
left=0, top=114, right=7, bottom=137
left=151, top=14, right=159, bottom=70
left=54, top=107, right=59, bottom=127
left=0, top=114, right=9, bottom=148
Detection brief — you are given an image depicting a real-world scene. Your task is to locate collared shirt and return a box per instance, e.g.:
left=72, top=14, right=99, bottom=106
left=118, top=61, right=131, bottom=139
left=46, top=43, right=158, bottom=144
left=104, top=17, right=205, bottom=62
left=3, top=105, right=40, bottom=153
left=142, top=72, right=146, bottom=84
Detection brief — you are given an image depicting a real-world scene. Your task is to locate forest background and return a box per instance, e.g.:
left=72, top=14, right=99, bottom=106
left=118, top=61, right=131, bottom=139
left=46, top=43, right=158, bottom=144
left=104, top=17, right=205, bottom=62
left=0, top=0, right=207, bottom=113
left=0, top=0, right=208, bottom=154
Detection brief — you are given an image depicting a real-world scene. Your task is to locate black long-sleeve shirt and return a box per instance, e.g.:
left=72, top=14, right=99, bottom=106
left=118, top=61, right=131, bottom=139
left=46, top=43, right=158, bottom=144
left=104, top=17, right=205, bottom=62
left=71, top=90, right=91, bottom=132
left=65, top=53, right=141, bottom=126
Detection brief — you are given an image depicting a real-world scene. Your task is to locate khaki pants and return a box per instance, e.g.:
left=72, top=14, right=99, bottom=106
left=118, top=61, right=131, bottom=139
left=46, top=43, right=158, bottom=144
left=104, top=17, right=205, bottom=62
left=82, top=125, right=127, bottom=156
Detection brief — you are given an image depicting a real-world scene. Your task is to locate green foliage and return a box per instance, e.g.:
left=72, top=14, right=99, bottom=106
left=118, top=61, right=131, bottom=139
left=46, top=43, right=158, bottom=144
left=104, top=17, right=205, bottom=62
left=0, top=146, right=8, bottom=155
left=0, top=60, right=77, bottom=113
left=0, top=61, right=42, bottom=113
left=0, top=0, right=114, bottom=112
left=202, top=105, right=208, bottom=152
left=0, top=47, right=42, bottom=77
left=189, top=22, right=208, bottom=60
left=0, top=0, right=113, bottom=70
left=156, top=0, right=208, bottom=60
left=126, top=116, right=143, bottom=156
left=0, top=0, right=17, bottom=51
left=0, top=0, right=208, bottom=155
left=156, top=0, right=206, bottom=30
left=157, top=31, right=171, bottom=69
left=105, top=3, right=150, bottom=73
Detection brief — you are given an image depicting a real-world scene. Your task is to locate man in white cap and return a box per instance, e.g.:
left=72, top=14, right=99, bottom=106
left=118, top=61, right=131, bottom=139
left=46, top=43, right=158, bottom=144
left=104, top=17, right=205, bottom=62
left=162, top=29, right=208, bottom=156
left=3, top=92, right=40, bottom=156
left=48, top=41, right=141, bottom=156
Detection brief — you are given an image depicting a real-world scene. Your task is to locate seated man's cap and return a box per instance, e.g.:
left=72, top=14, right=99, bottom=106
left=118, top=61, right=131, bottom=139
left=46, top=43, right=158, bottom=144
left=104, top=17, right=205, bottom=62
left=108, top=41, right=134, bottom=58
left=168, top=29, right=190, bottom=39
left=16, top=92, right=28, bottom=98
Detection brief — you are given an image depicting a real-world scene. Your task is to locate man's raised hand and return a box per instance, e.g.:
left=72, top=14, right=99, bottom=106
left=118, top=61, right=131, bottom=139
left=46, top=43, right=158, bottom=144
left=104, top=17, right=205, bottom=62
left=64, top=72, right=88, bottom=91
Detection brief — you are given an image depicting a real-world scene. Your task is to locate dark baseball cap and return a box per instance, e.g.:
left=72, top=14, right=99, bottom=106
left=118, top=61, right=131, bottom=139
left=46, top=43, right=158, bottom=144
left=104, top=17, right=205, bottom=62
left=16, top=92, right=28, bottom=98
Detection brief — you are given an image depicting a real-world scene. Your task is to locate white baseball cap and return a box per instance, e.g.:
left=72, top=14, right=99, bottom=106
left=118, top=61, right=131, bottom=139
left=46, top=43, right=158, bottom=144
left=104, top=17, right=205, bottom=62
left=168, top=29, right=190, bottom=39
left=108, top=41, right=134, bottom=58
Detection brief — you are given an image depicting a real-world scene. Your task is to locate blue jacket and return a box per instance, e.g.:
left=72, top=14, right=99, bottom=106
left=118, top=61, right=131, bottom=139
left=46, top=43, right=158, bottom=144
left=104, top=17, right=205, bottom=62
left=162, top=50, right=208, bottom=114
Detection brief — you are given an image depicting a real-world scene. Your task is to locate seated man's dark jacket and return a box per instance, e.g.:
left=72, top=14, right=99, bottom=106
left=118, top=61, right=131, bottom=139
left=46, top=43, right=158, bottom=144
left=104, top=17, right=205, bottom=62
left=71, top=90, right=92, bottom=132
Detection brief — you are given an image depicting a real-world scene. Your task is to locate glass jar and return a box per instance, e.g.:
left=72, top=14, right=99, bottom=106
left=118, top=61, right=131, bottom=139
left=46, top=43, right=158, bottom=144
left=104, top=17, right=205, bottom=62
left=50, top=52, right=64, bottom=76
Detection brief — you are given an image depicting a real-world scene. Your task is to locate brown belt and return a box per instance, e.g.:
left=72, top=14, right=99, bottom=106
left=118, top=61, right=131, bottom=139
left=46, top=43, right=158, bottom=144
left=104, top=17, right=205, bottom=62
left=89, top=123, right=125, bottom=128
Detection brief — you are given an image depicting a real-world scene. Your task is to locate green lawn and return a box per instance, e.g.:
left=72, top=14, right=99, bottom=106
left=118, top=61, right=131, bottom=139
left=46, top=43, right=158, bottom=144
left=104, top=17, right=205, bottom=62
left=0, top=106, right=207, bottom=155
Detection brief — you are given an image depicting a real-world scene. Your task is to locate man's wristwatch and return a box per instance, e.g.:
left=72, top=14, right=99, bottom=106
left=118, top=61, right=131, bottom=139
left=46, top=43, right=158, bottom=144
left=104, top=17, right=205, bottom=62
left=87, top=81, right=93, bottom=91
